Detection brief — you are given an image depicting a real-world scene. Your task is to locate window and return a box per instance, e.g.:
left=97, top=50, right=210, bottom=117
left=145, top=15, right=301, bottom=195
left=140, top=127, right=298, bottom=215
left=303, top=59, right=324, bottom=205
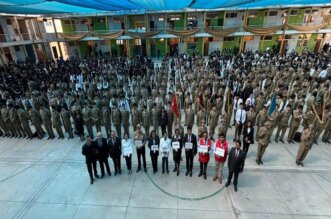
left=14, top=46, right=20, bottom=52
left=158, top=16, right=164, bottom=21
left=268, top=11, right=278, bottom=16
left=116, top=40, right=124, bottom=45
left=135, top=39, right=141, bottom=45
left=223, top=36, right=234, bottom=41
left=5, top=19, right=12, bottom=25
left=260, top=35, right=272, bottom=40
left=225, top=12, right=237, bottom=18
left=63, top=20, right=72, bottom=25
left=289, top=10, right=298, bottom=16
left=248, top=11, right=258, bottom=18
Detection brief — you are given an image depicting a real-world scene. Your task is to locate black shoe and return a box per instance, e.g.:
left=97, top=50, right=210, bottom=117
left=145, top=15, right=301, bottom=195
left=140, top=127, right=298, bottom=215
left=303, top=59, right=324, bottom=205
left=299, top=161, right=304, bottom=167
left=115, top=171, right=118, bottom=176
left=296, top=160, right=300, bottom=166
left=256, top=160, right=260, bottom=165
left=291, top=140, right=295, bottom=144
left=225, top=182, right=230, bottom=187
left=144, top=168, right=147, bottom=173
left=234, top=186, right=237, bottom=192
left=167, top=170, right=169, bottom=174
left=119, top=170, right=122, bottom=174
left=101, top=174, right=104, bottom=179
left=162, top=170, right=165, bottom=174
left=108, top=172, right=112, bottom=176
left=137, top=168, right=141, bottom=173
left=47, top=137, right=51, bottom=140
left=314, top=140, right=318, bottom=145
left=259, top=160, right=263, bottom=165
left=275, top=139, right=278, bottom=143
left=173, top=167, right=177, bottom=172
left=177, top=171, right=179, bottom=176
left=204, top=174, right=207, bottom=180
left=280, top=139, right=284, bottom=143
left=90, top=179, right=94, bottom=185
left=95, top=175, right=100, bottom=178
left=185, top=171, right=189, bottom=176
left=190, top=172, right=192, bottom=177
left=153, top=171, right=156, bottom=174
left=198, top=172, right=202, bottom=177
left=287, top=140, right=291, bottom=144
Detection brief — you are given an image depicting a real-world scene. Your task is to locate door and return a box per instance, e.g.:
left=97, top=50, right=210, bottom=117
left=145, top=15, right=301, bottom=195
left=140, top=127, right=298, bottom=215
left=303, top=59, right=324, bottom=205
left=52, top=46, right=58, bottom=59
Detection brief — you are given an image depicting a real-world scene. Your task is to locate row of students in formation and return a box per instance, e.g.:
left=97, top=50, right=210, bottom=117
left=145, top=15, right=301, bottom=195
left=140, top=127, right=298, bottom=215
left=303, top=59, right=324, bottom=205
left=82, top=125, right=245, bottom=192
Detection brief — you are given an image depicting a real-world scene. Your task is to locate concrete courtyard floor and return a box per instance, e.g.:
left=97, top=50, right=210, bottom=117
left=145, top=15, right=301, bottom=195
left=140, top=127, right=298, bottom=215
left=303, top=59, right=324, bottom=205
left=0, top=121, right=330, bottom=219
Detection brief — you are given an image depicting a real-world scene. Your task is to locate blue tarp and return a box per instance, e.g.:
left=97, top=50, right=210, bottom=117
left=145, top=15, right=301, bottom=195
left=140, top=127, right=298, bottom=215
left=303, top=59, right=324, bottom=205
left=0, top=0, right=330, bottom=14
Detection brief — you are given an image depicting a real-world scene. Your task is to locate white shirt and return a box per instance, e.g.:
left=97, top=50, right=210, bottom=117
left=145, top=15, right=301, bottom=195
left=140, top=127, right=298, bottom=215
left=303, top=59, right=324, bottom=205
left=160, top=138, right=172, bottom=157
left=319, top=70, right=327, bottom=78
left=121, top=139, right=133, bottom=156
left=235, top=109, right=246, bottom=124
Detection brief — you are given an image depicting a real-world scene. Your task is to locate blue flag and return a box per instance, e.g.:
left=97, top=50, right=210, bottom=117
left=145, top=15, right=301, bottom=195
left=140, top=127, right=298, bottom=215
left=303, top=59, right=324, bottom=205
left=268, top=94, right=277, bottom=115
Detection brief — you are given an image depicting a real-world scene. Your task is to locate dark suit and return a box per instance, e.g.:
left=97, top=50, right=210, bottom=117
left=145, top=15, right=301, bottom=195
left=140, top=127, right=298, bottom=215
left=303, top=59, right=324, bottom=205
left=226, top=147, right=245, bottom=187
left=242, top=126, right=254, bottom=155
left=183, top=133, right=197, bottom=173
left=108, top=137, right=122, bottom=173
left=172, top=135, right=183, bottom=172
left=95, top=138, right=111, bottom=176
left=148, top=137, right=160, bottom=172
left=82, top=142, right=98, bottom=180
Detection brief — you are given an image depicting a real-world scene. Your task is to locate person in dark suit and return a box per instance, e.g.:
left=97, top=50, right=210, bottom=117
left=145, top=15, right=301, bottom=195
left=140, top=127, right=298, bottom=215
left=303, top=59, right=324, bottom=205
left=225, top=140, right=245, bottom=192
left=242, top=121, right=254, bottom=156
left=148, top=130, right=160, bottom=173
left=108, top=130, right=122, bottom=175
left=172, top=128, right=183, bottom=176
left=183, top=126, right=197, bottom=177
left=82, top=136, right=99, bottom=184
left=95, top=132, right=111, bottom=178
left=160, top=108, right=168, bottom=136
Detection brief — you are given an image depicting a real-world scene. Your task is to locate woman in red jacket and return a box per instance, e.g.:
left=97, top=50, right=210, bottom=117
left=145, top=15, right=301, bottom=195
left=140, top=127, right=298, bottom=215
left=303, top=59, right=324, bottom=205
left=198, top=131, right=212, bottom=180
left=213, top=132, right=229, bottom=184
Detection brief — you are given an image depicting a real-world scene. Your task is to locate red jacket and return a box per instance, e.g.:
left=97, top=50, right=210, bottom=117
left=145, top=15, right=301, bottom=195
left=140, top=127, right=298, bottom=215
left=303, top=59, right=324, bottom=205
left=198, top=138, right=212, bottom=163
left=214, top=139, right=228, bottom=163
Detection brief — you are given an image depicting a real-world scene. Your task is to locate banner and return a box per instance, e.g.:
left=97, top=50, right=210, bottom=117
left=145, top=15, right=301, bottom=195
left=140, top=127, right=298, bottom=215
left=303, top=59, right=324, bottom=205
left=286, top=23, right=327, bottom=32
left=204, top=26, right=239, bottom=37
left=126, top=30, right=161, bottom=38
left=268, top=94, right=277, bottom=115
left=58, top=32, right=89, bottom=41
left=243, top=25, right=283, bottom=35
left=167, top=29, right=200, bottom=37
left=90, top=30, right=124, bottom=39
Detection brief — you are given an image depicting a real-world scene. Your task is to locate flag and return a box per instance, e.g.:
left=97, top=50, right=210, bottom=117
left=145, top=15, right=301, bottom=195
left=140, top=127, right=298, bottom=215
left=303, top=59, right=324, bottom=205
left=172, top=95, right=180, bottom=118
left=268, top=93, right=277, bottom=115
left=199, top=90, right=204, bottom=108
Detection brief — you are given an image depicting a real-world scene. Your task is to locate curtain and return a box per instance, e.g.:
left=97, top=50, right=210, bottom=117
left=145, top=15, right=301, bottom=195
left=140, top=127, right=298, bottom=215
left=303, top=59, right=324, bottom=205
left=126, top=30, right=161, bottom=38
left=286, top=23, right=327, bottom=32
left=167, top=28, right=200, bottom=37
left=243, top=25, right=283, bottom=35
left=90, top=30, right=124, bottom=39
left=204, top=26, right=239, bottom=37
left=57, top=32, right=89, bottom=40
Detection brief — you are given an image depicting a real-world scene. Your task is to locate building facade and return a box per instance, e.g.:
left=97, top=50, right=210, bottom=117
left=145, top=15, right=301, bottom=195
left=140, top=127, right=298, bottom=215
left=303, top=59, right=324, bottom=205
left=1, top=7, right=331, bottom=63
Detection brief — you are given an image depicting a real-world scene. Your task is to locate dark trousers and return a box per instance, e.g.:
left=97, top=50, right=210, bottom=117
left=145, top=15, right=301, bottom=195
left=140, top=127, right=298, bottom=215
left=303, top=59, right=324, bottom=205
left=151, top=153, right=158, bottom=172
left=137, top=146, right=146, bottom=169
left=227, top=170, right=239, bottom=187
left=199, top=162, right=208, bottom=175
left=86, top=161, right=98, bottom=180
left=162, top=157, right=169, bottom=172
left=243, top=142, right=250, bottom=156
left=98, top=157, right=111, bottom=175
left=111, top=154, right=121, bottom=173
left=161, top=125, right=167, bottom=136
left=124, top=155, right=132, bottom=170
left=185, top=150, right=194, bottom=172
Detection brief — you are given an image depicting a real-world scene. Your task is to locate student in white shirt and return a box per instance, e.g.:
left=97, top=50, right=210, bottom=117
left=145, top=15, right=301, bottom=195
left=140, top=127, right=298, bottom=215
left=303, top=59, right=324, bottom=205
left=160, top=131, right=171, bottom=174
left=234, top=103, right=246, bottom=141
left=121, top=132, right=133, bottom=174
